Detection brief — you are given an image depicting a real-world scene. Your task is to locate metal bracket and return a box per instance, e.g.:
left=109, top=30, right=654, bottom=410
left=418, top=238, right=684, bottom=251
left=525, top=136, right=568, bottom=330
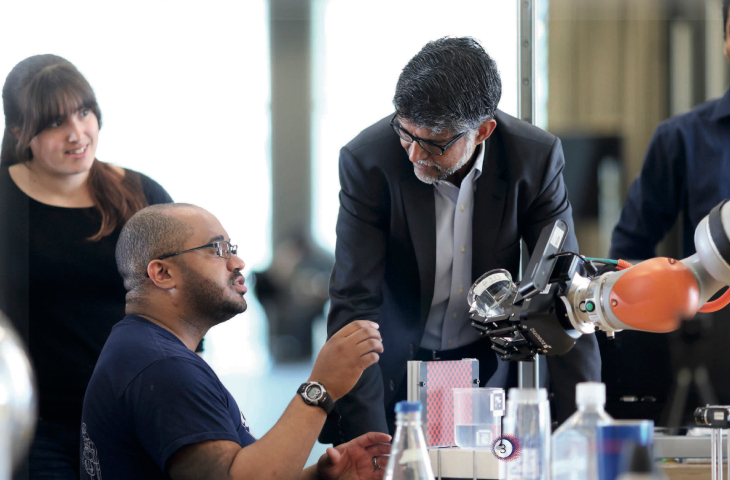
left=517, top=0, right=535, bottom=125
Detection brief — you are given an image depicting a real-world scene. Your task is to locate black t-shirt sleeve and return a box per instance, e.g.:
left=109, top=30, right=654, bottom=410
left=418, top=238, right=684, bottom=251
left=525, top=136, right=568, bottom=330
left=126, top=356, right=242, bottom=471
left=137, top=172, right=173, bottom=205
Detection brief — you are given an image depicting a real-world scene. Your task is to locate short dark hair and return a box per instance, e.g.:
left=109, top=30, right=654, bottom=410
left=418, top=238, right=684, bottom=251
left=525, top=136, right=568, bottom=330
left=724, top=0, right=729, bottom=39
left=393, top=37, right=502, bottom=134
left=116, top=204, right=195, bottom=304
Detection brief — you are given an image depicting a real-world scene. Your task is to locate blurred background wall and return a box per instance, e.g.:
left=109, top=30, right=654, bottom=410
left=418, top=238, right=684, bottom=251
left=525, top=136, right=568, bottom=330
left=1, top=0, right=728, bottom=463
left=548, top=0, right=729, bottom=258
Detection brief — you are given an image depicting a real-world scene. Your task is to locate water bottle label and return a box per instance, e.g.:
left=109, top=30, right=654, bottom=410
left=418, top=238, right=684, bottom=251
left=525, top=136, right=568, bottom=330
left=553, top=430, right=589, bottom=477
left=507, top=447, right=540, bottom=480
left=523, top=448, right=540, bottom=478
left=553, top=458, right=585, bottom=476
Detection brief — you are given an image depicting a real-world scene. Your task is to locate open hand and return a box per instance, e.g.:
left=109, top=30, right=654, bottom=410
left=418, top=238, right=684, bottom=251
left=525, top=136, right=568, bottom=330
left=316, top=432, right=391, bottom=480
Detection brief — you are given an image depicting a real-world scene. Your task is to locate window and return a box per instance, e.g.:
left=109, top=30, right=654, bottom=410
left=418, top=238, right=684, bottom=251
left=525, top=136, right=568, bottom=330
left=311, top=0, right=520, bottom=251
left=0, top=0, right=271, bottom=374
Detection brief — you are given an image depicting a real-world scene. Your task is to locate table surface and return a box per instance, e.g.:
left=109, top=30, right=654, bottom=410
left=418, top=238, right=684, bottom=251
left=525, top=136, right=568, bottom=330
left=661, top=462, right=713, bottom=480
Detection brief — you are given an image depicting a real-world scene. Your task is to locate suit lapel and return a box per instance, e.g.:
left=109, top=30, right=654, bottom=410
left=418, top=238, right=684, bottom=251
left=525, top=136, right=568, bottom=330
left=401, top=176, right=436, bottom=325
left=472, top=135, right=508, bottom=282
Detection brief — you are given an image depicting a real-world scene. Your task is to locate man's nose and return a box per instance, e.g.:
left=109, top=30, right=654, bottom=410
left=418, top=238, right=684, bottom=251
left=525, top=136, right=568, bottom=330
left=406, top=141, right=429, bottom=163
left=228, top=254, right=245, bottom=272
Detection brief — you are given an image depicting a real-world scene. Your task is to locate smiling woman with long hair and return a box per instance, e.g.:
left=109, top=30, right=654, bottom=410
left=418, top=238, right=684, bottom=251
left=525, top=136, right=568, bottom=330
left=0, top=54, right=174, bottom=479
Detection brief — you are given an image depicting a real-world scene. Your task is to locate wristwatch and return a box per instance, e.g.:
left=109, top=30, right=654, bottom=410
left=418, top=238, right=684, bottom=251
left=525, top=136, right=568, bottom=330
left=297, top=381, right=335, bottom=415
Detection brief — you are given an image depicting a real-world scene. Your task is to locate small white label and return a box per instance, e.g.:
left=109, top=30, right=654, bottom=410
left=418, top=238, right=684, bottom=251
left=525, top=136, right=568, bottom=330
left=491, top=391, right=505, bottom=416
left=399, top=448, right=425, bottom=465
left=477, top=430, right=493, bottom=447
left=714, top=412, right=725, bottom=421
left=549, top=226, right=565, bottom=249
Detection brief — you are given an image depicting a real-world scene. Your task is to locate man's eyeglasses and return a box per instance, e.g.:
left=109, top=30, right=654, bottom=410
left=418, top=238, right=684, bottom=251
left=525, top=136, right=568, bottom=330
left=390, top=114, right=467, bottom=156
left=157, top=241, right=238, bottom=260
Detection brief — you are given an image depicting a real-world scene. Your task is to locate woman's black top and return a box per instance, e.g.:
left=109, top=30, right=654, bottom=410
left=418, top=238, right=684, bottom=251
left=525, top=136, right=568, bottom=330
left=0, top=164, right=172, bottom=426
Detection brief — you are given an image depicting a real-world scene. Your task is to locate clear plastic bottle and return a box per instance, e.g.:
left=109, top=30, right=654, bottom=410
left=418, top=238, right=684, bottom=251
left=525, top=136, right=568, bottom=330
left=504, top=388, right=551, bottom=480
left=552, top=382, right=613, bottom=480
left=384, top=401, right=434, bottom=480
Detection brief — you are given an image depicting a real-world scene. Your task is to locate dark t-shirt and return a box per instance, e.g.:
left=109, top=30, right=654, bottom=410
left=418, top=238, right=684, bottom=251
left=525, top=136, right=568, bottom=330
left=81, top=315, right=255, bottom=480
left=610, top=87, right=730, bottom=260
left=0, top=165, right=173, bottom=425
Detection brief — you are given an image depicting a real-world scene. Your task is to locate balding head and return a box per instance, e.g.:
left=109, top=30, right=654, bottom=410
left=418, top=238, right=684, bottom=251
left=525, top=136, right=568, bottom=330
left=116, top=203, right=197, bottom=305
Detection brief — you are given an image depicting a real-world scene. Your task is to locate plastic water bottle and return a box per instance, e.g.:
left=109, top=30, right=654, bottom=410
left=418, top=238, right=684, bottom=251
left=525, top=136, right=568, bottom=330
left=504, top=388, right=551, bottom=480
left=552, top=382, right=613, bottom=480
left=384, top=401, right=434, bottom=480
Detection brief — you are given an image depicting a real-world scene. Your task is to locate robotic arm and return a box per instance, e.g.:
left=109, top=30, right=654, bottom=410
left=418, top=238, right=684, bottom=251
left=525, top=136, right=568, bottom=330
left=469, top=200, right=730, bottom=361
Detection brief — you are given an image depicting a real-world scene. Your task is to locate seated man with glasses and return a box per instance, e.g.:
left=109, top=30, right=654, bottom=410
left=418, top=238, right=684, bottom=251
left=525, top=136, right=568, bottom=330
left=80, top=203, right=390, bottom=480
left=320, top=36, right=601, bottom=444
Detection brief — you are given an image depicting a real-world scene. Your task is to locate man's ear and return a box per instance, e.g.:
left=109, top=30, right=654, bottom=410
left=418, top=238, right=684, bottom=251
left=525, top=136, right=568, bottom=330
left=474, top=118, right=497, bottom=144
left=147, top=260, right=177, bottom=290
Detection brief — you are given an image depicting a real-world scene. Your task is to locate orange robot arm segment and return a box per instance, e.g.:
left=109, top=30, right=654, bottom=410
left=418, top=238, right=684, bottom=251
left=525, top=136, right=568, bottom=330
left=609, top=257, right=700, bottom=333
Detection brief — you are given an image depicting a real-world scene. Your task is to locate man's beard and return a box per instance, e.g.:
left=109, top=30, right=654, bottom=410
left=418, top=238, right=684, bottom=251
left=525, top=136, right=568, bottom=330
left=413, top=139, right=475, bottom=185
left=180, top=264, right=247, bottom=325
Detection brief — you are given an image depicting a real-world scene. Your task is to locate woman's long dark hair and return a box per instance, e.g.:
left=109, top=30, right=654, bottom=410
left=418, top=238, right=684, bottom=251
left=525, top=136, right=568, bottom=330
left=1, top=54, right=148, bottom=241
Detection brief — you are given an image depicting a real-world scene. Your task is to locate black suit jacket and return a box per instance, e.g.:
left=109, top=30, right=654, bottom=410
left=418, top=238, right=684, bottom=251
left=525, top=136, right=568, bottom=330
left=320, top=111, right=601, bottom=444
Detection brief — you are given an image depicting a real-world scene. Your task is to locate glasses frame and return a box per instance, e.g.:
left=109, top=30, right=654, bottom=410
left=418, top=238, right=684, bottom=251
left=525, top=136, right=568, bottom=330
left=389, top=114, right=468, bottom=156
left=157, top=241, right=238, bottom=260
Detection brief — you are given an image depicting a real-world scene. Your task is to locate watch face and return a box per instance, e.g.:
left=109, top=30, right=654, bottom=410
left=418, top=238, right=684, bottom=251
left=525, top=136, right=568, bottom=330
left=306, top=385, right=323, bottom=401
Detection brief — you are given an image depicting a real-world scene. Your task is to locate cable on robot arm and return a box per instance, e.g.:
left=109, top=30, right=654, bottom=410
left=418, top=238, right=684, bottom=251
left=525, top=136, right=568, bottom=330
left=550, top=251, right=599, bottom=276
left=697, top=287, right=730, bottom=313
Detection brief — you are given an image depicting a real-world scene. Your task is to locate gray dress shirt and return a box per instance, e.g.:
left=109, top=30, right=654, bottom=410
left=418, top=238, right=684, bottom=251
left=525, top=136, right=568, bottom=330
left=421, top=143, right=486, bottom=351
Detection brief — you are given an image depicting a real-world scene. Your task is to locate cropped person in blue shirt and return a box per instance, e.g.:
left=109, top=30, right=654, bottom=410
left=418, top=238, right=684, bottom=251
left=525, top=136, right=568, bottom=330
left=610, top=1, right=730, bottom=259
left=606, top=0, right=730, bottom=424
left=81, top=203, right=390, bottom=480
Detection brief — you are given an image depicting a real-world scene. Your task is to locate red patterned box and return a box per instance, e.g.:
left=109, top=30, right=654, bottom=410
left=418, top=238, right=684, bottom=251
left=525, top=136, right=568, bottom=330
left=407, top=359, right=479, bottom=447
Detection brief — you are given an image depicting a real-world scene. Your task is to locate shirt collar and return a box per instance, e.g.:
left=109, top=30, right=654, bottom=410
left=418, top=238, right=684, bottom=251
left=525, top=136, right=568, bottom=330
left=710, top=86, right=730, bottom=121
left=472, top=141, right=485, bottom=177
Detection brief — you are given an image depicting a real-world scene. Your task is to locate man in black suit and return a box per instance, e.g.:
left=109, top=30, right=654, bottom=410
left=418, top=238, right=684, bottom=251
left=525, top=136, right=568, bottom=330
left=320, top=37, right=601, bottom=444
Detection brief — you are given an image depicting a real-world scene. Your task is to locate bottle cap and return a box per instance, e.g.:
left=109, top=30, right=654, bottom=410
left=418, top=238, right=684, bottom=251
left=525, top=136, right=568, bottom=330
left=395, top=401, right=422, bottom=413
left=576, top=382, right=606, bottom=406
left=508, top=388, right=547, bottom=402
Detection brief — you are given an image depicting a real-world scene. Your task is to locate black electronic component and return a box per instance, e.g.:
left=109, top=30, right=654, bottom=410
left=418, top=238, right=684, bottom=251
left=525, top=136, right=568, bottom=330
left=470, top=219, right=581, bottom=361
left=695, top=405, right=730, bottom=428
left=518, top=219, right=569, bottom=300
